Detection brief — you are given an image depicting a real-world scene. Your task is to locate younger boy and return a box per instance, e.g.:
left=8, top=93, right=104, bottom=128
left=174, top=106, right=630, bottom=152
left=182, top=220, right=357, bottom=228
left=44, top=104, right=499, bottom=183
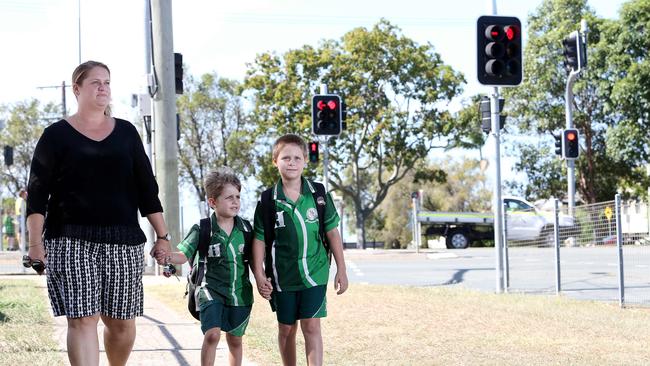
left=162, top=168, right=255, bottom=366
left=251, top=134, right=348, bottom=366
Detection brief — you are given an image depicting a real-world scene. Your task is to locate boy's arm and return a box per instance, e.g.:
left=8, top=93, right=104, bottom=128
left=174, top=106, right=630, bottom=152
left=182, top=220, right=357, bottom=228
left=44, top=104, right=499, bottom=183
left=326, top=227, right=348, bottom=295
left=252, top=238, right=273, bottom=299
left=167, top=251, right=188, bottom=265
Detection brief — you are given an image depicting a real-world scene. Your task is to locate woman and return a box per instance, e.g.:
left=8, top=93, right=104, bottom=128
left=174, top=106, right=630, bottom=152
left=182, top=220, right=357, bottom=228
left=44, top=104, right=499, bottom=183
left=26, top=61, right=171, bottom=366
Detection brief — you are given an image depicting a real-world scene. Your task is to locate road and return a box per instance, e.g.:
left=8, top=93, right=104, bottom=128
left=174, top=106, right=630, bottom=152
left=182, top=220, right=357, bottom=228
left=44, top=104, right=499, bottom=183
left=342, top=246, right=650, bottom=306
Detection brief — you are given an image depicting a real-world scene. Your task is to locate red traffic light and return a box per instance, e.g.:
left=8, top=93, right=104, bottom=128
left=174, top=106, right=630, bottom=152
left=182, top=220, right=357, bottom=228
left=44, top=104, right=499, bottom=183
left=485, top=25, right=503, bottom=41
left=309, top=142, right=318, bottom=152
left=327, top=100, right=337, bottom=109
left=566, top=131, right=577, bottom=141
left=504, top=25, right=518, bottom=41
left=316, top=99, right=337, bottom=110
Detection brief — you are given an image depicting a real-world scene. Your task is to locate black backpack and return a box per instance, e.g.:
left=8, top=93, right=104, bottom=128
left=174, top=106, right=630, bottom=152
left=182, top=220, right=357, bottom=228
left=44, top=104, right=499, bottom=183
left=244, top=180, right=331, bottom=281
left=186, top=216, right=253, bottom=320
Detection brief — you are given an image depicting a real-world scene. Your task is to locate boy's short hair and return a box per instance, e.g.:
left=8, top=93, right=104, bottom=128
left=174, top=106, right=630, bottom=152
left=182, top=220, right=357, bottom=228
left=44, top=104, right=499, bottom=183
left=204, top=167, right=241, bottom=200
left=272, top=134, right=308, bottom=161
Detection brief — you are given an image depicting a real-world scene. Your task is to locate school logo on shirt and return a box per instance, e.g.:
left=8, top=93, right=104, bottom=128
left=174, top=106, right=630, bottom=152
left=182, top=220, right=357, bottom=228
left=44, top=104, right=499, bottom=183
left=208, top=244, right=221, bottom=257
left=306, top=207, right=318, bottom=222
left=316, top=196, right=326, bottom=206
left=275, top=211, right=286, bottom=228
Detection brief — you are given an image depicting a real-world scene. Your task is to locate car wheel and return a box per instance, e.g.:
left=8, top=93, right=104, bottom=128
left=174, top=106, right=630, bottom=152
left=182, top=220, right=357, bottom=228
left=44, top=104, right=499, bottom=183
left=446, top=231, right=470, bottom=249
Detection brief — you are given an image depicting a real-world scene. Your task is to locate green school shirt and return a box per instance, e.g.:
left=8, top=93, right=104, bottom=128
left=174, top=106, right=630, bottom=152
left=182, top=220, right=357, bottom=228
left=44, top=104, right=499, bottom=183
left=253, top=177, right=340, bottom=292
left=178, top=213, right=253, bottom=307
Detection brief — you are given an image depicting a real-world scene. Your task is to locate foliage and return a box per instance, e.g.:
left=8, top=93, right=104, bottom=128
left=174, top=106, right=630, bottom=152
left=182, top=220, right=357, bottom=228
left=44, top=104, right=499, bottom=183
left=244, top=20, right=467, bottom=246
left=503, top=0, right=646, bottom=203
left=176, top=73, right=254, bottom=212
left=0, top=100, right=58, bottom=196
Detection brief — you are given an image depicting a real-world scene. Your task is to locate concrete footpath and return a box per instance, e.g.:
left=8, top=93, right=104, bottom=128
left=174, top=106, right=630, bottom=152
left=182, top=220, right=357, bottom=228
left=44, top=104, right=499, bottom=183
left=39, top=275, right=257, bottom=365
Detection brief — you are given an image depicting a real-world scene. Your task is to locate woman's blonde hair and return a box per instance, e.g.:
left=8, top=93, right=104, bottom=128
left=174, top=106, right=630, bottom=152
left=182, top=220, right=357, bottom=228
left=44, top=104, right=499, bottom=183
left=72, top=60, right=112, bottom=116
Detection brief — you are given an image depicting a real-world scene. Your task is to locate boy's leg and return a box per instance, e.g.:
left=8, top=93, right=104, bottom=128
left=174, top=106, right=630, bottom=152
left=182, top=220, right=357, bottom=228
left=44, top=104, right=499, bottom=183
left=202, top=327, right=221, bottom=366
left=278, top=322, right=298, bottom=366
left=225, top=333, right=243, bottom=366
left=300, top=318, right=323, bottom=366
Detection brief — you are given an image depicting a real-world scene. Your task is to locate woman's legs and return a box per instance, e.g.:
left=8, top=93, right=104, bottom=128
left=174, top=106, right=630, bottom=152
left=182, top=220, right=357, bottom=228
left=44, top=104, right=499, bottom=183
left=101, top=315, right=136, bottom=366
left=66, top=313, right=100, bottom=366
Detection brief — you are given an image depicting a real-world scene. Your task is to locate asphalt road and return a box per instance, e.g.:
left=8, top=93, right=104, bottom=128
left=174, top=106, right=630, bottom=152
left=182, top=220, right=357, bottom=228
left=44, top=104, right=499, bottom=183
left=342, top=246, right=650, bottom=306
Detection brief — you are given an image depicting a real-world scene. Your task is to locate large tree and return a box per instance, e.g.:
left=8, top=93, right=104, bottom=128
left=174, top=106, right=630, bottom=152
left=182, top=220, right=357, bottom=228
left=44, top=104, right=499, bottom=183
left=0, top=100, right=57, bottom=196
left=243, top=20, right=467, bottom=247
left=504, top=0, right=642, bottom=203
left=176, top=73, right=254, bottom=215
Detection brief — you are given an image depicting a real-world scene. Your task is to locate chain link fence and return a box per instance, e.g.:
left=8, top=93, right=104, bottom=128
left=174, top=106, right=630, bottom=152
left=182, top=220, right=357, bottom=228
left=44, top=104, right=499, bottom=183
left=505, top=195, right=650, bottom=307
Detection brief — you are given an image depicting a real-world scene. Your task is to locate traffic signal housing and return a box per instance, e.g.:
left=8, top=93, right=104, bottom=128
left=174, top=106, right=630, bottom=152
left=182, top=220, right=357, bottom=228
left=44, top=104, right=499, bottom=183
left=479, top=96, right=505, bottom=133
left=3, top=145, right=13, bottom=166
left=562, top=128, right=579, bottom=159
left=553, top=133, right=562, bottom=156
left=562, top=31, right=587, bottom=74
left=308, top=141, right=319, bottom=163
left=312, top=94, right=342, bottom=136
left=476, top=15, right=522, bottom=86
left=174, top=52, right=183, bottom=94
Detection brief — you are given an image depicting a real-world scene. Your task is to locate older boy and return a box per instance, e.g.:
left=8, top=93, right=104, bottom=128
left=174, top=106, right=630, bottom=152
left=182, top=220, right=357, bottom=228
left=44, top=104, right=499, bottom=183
left=251, top=134, right=348, bottom=366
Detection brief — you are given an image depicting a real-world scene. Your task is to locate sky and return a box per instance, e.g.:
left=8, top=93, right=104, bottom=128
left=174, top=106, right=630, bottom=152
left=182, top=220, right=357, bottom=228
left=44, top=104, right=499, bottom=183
left=0, top=0, right=627, bottom=232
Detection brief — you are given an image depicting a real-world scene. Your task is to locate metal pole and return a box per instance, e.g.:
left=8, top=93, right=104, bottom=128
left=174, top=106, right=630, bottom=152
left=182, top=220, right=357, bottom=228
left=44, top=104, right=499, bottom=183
left=554, top=198, right=561, bottom=294
left=615, top=194, right=625, bottom=308
left=412, top=194, right=418, bottom=251
left=565, top=71, right=579, bottom=215
left=491, top=87, right=505, bottom=293
left=78, top=0, right=81, bottom=63
left=151, top=0, right=180, bottom=268
left=502, top=202, right=509, bottom=291
left=319, top=84, right=329, bottom=192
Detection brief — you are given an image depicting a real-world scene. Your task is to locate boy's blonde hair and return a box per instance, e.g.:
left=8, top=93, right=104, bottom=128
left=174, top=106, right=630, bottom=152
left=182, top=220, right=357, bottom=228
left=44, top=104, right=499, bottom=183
left=272, top=134, right=308, bottom=161
left=204, top=167, right=241, bottom=199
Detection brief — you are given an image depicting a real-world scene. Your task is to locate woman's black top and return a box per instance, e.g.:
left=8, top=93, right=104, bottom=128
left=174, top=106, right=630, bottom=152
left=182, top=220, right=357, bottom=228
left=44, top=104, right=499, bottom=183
left=26, top=118, right=163, bottom=245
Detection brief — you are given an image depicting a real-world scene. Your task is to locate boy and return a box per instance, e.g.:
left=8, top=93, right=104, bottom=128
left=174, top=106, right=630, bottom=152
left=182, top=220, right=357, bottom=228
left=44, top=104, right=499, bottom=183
left=251, top=134, right=348, bottom=366
left=162, top=168, right=255, bottom=366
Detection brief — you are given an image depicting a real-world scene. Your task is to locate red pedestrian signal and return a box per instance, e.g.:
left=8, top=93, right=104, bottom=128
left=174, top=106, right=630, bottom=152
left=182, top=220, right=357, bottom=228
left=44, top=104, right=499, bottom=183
left=308, top=141, right=319, bottom=163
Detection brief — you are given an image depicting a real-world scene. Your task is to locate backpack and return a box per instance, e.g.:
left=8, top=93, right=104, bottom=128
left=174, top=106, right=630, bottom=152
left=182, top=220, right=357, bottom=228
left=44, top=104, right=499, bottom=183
left=246, top=180, right=331, bottom=281
left=186, top=216, right=254, bottom=320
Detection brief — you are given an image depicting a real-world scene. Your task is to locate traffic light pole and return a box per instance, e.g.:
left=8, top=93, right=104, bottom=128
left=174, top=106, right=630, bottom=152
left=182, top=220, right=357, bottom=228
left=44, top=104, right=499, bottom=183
left=491, top=87, right=505, bottom=294
left=565, top=71, right=579, bottom=215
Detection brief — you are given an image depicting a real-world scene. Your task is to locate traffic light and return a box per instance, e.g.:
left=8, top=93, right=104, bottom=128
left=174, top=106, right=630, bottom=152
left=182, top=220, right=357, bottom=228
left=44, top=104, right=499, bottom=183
left=476, top=15, right=522, bottom=86
left=312, top=94, right=342, bottom=136
left=562, top=128, right=579, bottom=159
left=562, top=31, right=586, bottom=74
left=3, top=145, right=13, bottom=166
left=174, top=52, right=183, bottom=94
left=553, top=133, right=562, bottom=156
left=478, top=96, right=505, bottom=133
left=308, top=141, right=319, bottom=163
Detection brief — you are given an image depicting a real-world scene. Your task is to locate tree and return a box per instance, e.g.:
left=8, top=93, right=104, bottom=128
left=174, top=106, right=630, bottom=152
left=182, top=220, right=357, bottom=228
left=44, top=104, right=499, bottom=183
left=368, top=158, right=490, bottom=249
left=503, top=0, right=649, bottom=203
left=176, top=73, right=254, bottom=215
left=0, top=100, right=57, bottom=196
left=244, top=20, right=465, bottom=248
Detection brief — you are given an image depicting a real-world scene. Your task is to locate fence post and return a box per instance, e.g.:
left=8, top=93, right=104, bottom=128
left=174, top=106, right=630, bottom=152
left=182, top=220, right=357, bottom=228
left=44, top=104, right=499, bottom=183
left=554, top=198, right=561, bottom=294
left=615, top=194, right=625, bottom=308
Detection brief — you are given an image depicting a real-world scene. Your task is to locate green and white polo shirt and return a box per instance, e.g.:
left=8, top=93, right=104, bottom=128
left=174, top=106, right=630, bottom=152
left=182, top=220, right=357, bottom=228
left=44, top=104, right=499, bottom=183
left=178, top=213, right=254, bottom=307
left=253, top=177, right=340, bottom=292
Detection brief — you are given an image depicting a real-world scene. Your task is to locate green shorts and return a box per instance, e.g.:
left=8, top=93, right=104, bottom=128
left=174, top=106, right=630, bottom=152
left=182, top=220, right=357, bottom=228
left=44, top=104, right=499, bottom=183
left=200, top=300, right=251, bottom=337
left=272, top=285, right=327, bottom=325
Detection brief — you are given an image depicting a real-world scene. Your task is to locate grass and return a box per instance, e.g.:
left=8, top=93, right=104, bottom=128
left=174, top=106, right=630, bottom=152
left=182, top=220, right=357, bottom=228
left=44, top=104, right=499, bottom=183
left=0, top=278, right=63, bottom=366
left=147, top=281, right=650, bottom=366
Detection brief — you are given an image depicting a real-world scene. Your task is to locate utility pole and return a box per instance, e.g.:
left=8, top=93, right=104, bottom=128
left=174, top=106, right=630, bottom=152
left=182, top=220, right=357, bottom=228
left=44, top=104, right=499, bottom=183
left=150, top=0, right=180, bottom=260
left=37, top=81, right=69, bottom=117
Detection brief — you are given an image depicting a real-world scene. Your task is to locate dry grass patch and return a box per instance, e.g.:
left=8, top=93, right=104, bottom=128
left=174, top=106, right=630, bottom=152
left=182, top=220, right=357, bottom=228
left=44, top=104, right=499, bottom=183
left=0, top=278, right=63, bottom=366
left=148, top=282, right=650, bottom=365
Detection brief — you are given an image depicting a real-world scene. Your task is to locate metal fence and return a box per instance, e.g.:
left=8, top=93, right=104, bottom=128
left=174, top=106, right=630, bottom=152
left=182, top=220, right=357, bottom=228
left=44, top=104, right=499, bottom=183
left=505, top=194, right=650, bottom=307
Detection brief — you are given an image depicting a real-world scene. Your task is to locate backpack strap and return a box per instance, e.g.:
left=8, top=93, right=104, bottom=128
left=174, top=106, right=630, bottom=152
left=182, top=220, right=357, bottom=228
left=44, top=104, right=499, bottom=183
left=240, top=216, right=254, bottom=264
left=260, top=187, right=276, bottom=280
left=309, top=180, right=331, bottom=261
left=191, top=217, right=212, bottom=286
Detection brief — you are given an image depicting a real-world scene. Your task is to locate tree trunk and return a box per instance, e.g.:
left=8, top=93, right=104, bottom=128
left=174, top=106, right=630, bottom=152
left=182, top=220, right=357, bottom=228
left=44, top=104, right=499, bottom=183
left=355, top=209, right=366, bottom=249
